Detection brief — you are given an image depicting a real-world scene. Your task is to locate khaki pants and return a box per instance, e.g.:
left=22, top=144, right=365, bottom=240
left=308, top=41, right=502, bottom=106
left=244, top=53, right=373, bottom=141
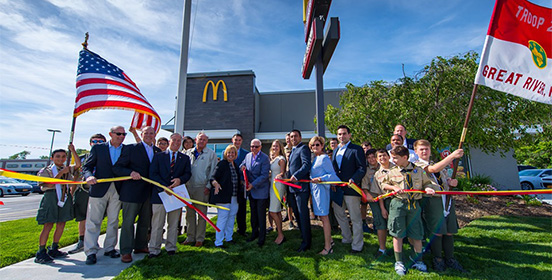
left=184, top=186, right=209, bottom=242
left=84, top=183, right=121, bottom=256
left=149, top=204, right=181, bottom=255
left=332, top=195, right=363, bottom=251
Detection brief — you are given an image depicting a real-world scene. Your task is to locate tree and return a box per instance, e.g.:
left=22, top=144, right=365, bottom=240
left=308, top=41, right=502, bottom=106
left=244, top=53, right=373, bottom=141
left=8, top=151, right=30, bottom=160
left=76, top=148, right=89, bottom=157
left=514, top=124, right=552, bottom=168
left=325, top=51, right=552, bottom=153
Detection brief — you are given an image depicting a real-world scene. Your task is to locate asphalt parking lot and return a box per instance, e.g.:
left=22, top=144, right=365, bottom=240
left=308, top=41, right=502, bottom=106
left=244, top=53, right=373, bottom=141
left=0, top=192, right=43, bottom=222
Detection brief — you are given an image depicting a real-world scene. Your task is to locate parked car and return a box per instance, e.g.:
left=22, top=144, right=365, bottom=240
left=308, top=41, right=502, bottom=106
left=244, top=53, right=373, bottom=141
left=16, top=179, right=42, bottom=194
left=517, top=165, right=537, bottom=172
left=518, top=169, right=552, bottom=190
left=542, top=176, right=552, bottom=189
left=0, top=176, right=32, bottom=197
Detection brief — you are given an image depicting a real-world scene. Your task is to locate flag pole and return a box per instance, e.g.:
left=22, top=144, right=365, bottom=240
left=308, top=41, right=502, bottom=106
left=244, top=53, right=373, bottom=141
left=451, top=84, right=478, bottom=178
left=66, top=33, right=88, bottom=166
left=447, top=83, right=478, bottom=209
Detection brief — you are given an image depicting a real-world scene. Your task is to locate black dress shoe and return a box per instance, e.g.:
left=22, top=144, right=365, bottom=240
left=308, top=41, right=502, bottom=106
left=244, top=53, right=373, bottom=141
left=257, top=241, right=265, bottom=248
left=103, top=250, right=121, bottom=258
left=296, top=246, right=309, bottom=253
left=167, top=251, right=176, bottom=256
left=246, top=236, right=258, bottom=242
left=147, top=253, right=160, bottom=259
left=85, top=254, right=97, bottom=265
left=350, top=249, right=362, bottom=254
left=276, top=237, right=287, bottom=245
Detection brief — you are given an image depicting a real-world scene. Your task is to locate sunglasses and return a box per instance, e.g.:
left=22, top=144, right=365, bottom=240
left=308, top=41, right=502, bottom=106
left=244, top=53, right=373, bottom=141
left=250, top=145, right=260, bottom=148
left=91, top=140, right=105, bottom=144
left=112, top=132, right=127, bottom=136
left=311, top=143, right=322, bottom=147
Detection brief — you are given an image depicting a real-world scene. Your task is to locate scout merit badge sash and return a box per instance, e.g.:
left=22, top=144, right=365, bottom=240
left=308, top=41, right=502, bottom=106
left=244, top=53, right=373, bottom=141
left=51, top=164, right=69, bottom=207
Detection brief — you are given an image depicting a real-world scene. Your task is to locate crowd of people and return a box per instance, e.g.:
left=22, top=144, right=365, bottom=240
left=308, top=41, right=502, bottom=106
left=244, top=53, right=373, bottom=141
left=34, top=123, right=467, bottom=276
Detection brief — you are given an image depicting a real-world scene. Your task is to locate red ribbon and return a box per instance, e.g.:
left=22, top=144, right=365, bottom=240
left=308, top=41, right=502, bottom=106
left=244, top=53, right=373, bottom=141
left=176, top=194, right=220, bottom=232
left=243, top=169, right=249, bottom=188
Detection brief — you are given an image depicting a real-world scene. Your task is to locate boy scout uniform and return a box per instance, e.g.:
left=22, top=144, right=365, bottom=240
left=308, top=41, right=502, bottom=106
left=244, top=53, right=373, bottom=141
left=362, top=164, right=387, bottom=230
left=374, top=163, right=395, bottom=214
left=36, top=164, right=78, bottom=225
left=72, top=154, right=89, bottom=222
left=382, top=162, right=439, bottom=240
left=415, top=161, right=459, bottom=235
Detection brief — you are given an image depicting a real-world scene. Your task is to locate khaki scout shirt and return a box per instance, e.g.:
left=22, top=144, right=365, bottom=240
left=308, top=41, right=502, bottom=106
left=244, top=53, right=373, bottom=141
left=382, top=162, right=440, bottom=200
left=374, top=163, right=395, bottom=194
left=38, top=164, right=79, bottom=191
left=361, top=163, right=382, bottom=196
left=414, top=160, right=451, bottom=197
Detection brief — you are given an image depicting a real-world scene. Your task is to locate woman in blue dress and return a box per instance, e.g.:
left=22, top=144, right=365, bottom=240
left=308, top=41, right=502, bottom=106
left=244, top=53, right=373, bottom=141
left=309, top=136, right=340, bottom=255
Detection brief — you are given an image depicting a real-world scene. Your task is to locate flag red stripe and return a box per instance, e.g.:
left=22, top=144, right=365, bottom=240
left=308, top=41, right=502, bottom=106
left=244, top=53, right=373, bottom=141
left=76, top=78, right=140, bottom=94
left=75, top=88, right=150, bottom=104
left=488, top=0, right=552, bottom=54
left=74, top=101, right=157, bottom=116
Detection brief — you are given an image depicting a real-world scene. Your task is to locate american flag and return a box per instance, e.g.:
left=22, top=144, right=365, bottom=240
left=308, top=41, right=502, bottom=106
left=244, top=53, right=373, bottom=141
left=74, top=49, right=161, bottom=132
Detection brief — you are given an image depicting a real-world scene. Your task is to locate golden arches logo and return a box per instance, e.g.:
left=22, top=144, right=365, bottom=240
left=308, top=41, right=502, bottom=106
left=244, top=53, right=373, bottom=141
left=202, top=80, right=228, bottom=103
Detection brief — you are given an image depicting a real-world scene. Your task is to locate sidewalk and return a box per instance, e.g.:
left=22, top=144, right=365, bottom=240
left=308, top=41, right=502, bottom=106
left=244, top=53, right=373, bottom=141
left=0, top=208, right=218, bottom=280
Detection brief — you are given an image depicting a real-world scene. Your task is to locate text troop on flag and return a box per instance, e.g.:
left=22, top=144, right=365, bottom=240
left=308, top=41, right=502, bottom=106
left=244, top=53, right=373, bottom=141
left=74, top=49, right=161, bottom=132
left=475, top=0, right=551, bottom=104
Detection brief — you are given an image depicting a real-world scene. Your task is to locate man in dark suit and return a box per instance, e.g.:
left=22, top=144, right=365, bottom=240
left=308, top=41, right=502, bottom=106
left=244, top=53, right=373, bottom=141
left=148, top=133, right=191, bottom=258
left=240, top=139, right=270, bottom=247
left=331, top=125, right=367, bottom=253
left=281, top=129, right=312, bottom=252
left=385, top=124, right=416, bottom=150
left=113, top=126, right=161, bottom=263
left=232, top=133, right=249, bottom=237
left=82, top=126, right=126, bottom=265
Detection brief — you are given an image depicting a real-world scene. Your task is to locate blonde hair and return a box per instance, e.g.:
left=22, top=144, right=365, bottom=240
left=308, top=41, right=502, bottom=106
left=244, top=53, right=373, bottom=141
left=309, top=136, right=325, bottom=147
left=270, top=139, right=285, bottom=159
left=223, top=145, right=238, bottom=161
left=413, top=139, right=431, bottom=149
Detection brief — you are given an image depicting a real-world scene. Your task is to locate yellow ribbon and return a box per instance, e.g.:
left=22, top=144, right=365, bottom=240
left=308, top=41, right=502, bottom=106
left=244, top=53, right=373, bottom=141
left=272, top=180, right=286, bottom=207
left=0, top=168, right=228, bottom=210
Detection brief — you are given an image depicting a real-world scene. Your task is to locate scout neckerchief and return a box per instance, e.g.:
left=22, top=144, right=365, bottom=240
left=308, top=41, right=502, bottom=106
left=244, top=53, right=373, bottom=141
left=431, top=168, right=452, bottom=217
left=400, top=165, right=416, bottom=210
left=51, top=164, right=69, bottom=207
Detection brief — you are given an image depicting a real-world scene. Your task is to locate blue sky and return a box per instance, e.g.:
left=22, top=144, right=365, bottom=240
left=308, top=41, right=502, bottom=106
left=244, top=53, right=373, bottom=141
left=0, top=0, right=550, bottom=159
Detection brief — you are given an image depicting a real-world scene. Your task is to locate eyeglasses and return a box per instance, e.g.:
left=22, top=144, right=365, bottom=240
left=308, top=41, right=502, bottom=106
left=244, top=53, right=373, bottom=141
left=250, top=145, right=260, bottom=148
left=112, top=132, right=127, bottom=136
left=311, top=143, right=321, bottom=147
left=91, top=140, right=105, bottom=144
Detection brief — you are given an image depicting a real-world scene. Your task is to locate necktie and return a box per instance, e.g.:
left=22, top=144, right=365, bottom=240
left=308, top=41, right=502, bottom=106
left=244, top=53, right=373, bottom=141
left=170, top=152, right=176, bottom=175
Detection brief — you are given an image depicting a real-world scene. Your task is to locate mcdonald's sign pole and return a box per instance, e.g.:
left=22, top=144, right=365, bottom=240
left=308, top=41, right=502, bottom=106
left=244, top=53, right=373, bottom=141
left=302, top=0, right=339, bottom=138
left=174, top=0, right=192, bottom=135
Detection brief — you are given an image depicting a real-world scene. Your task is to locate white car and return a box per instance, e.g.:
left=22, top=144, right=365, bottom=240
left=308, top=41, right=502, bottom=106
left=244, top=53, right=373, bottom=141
left=518, top=169, right=552, bottom=190
left=0, top=176, right=32, bottom=197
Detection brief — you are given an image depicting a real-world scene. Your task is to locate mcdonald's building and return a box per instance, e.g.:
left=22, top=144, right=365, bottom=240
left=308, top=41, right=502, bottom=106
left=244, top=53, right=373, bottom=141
left=163, top=70, right=344, bottom=155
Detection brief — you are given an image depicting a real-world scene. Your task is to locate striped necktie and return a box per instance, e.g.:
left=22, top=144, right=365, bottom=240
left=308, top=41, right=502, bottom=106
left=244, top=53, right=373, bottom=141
left=170, top=152, right=176, bottom=175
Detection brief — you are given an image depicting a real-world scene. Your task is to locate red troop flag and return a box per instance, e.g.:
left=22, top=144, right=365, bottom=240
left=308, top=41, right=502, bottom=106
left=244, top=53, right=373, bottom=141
left=474, top=0, right=551, bottom=104
left=74, top=49, right=161, bottom=132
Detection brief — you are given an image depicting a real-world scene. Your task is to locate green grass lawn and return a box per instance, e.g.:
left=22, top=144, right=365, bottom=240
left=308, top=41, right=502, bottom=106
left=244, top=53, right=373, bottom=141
left=0, top=213, right=123, bottom=268
left=114, top=215, right=552, bottom=280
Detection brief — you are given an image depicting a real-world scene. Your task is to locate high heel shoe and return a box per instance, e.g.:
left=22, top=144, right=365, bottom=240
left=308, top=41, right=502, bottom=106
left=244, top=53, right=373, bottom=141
left=319, top=246, right=333, bottom=255
left=275, top=236, right=287, bottom=245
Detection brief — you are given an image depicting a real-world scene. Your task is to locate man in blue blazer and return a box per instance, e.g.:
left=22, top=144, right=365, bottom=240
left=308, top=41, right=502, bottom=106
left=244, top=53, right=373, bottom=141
left=332, top=125, right=367, bottom=253
left=284, top=129, right=312, bottom=252
left=113, top=126, right=161, bottom=263
left=82, top=126, right=126, bottom=265
left=240, top=139, right=270, bottom=247
left=232, top=133, right=249, bottom=237
left=148, top=133, right=191, bottom=258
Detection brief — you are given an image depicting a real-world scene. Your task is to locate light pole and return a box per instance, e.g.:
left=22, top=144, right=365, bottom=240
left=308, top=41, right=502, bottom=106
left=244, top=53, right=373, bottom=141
left=47, top=129, right=61, bottom=166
